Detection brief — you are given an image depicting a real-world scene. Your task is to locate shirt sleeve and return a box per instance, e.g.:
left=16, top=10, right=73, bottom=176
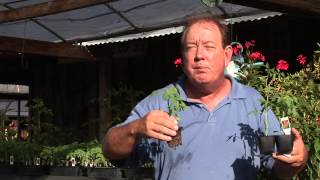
left=109, top=136, right=153, bottom=168
left=110, top=98, right=159, bottom=168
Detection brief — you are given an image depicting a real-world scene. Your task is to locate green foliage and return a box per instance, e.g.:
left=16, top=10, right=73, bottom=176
left=163, top=86, right=187, bottom=121
left=0, top=139, right=111, bottom=167
left=25, top=98, right=78, bottom=145
left=0, top=97, right=110, bottom=168
left=51, top=140, right=110, bottom=167
left=0, top=140, right=42, bottom=165
left=34, top=122, right=79, bottom=146
left=95, top=83, right=146, bottom=127
left=237, top=43, right=320, bottom=179
left=0, top=109, right=10, bottom=130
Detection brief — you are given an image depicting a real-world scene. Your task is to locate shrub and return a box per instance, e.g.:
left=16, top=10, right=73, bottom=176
left=233, top=40, right=320, bottom=179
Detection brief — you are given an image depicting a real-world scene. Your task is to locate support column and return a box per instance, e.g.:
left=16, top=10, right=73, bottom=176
left=98, top=58, right=112, bottom=141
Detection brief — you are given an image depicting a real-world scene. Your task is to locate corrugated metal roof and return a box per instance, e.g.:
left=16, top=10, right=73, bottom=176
left=81, top=12, right=282, bottom=46
left=224, top=11, right=283, bottom=24
left=81, top=26, right=184, bottom=45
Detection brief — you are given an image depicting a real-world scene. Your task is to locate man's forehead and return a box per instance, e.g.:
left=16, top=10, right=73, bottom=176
left=185, top=22, right=221, bottom=41
left=189, top=21, right=219, bottom=30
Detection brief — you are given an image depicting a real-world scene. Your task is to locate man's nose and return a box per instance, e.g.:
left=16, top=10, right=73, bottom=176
left=194, top=46, right=205, bottom=62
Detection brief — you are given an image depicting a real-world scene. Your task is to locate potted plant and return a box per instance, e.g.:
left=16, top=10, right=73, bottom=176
left=231, top=40, right=296, bottom=155
left=258, top=89, right=295, bottom=155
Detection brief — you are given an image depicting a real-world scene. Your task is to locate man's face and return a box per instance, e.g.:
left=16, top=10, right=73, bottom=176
left=182, top=21, right=228, bottom=86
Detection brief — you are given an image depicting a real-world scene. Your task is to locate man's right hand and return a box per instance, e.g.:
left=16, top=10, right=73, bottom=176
left=138, top=110, right=179, bottom=141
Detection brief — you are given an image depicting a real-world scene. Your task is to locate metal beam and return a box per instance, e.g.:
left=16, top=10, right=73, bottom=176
left=0, top=36, right=95, bottom=60
left=0, top=0, right=114, bottom=23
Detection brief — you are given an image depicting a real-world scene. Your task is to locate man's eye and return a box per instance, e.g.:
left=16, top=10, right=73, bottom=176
left=205, top=46, right=215, bottom=49
left=186, top=45, right=196, bottom=50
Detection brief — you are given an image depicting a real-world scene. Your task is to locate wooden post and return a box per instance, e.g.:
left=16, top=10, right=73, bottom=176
left=98, top=58, right=112, bottom=141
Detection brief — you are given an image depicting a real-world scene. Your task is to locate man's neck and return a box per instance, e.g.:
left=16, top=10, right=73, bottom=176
left=185, top=77, right=232, bottom=111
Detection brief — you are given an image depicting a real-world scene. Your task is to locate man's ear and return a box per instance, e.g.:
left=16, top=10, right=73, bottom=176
left=224, top=45, right=233, bottom=67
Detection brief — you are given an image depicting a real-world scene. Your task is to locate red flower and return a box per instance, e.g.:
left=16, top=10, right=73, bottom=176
left=276, top=59, right=289, bottom=71
left=245, top=40, right=256, bottom=49
left=248, top=51, right=266, bottom=62
left=317, top=117, right=320, bottom=125
left=232, top=44, right=242, bottom=56
left=9, top=121, right=17, bottom=129
left=174, top=58, right=182, bottom=67
left=296, top=54, right=307, bottom=65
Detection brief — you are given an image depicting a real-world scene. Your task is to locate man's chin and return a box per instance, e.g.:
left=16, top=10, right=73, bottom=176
left=192, top=79, right=211, bottom=86
left=191, top=77, right=223, bottom=86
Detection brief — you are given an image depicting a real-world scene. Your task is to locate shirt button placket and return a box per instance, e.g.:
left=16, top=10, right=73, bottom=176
left=207, top=112, right=216, bottom=123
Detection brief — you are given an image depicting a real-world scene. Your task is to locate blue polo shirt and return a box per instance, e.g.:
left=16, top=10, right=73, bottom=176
left=119, top=76, right=282, bottom=180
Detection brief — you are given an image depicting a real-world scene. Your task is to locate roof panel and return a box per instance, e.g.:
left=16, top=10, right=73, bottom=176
left=113, top=0, right=213, bottom=28
left=3, top=0, right=50, bottom=8
left=37, top=5, right=132, bottom=41
left=0, top=20, right=60, bottom=42
left=0, top=0, right=283, bottom=43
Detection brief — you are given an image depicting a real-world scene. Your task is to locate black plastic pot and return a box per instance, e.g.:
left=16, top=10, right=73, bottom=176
left=275, top=134, right=294, bottom=154
left=49, top=166, right=83, bottom=176
left=87, top=167, right=122, bottom=178
left=0, top=164, right=14, bottom=174
left=258, top=136, right=275, bottom=154
left=15, top=166, right=50, bottom=176
left=122, top=168, right=154, bottom=179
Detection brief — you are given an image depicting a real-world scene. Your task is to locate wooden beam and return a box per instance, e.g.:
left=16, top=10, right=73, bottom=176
left=0, top=0, right=114, bottom=23
left=0, top=36, right=95, bottom=60
left=224, top=0, right=320, bottom=17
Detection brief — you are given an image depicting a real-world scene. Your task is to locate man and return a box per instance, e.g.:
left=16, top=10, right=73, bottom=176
left=103, top=16, right=308, bottom=179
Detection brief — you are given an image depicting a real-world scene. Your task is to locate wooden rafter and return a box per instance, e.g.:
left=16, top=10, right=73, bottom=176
left=0, top=36, right=95, bottom=60
left=0, top=0, right=114, bottom=23
left=224, top=0, right=320, bottom=16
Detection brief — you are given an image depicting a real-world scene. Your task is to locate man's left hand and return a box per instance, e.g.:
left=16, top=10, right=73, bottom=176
left=272, top=128, right=308, bottom=167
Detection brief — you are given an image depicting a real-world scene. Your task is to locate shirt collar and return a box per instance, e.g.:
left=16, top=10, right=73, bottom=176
left=175, top=74, right=248, bottom=101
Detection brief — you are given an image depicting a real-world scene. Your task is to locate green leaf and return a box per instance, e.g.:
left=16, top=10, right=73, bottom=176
left=163, top=86, right=187, bottom=121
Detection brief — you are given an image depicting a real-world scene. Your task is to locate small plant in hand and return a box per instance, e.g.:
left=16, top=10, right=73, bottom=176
left=163, top=60, right=187, bottom=148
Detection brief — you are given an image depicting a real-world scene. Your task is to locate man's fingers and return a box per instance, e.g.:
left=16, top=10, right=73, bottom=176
left=149, top=131, right=173, bottom=141
left=154, top=125, right=177, bottom=137
left=142, top=110, right=179, bottom=141
left=154, top=115, right=178, bottom=131
left=272, top=128, right=308, bottom=169
left=273, top=154, right=297, bottom=164
left=272, top=153, right=294, bottom=163
left=272, top=153, right=305, bottom=166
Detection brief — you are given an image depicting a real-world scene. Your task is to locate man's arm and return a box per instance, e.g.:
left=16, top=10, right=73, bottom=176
left=103, top=110, right=178, bottom=160
left=272, top=128, right=308, bottom=178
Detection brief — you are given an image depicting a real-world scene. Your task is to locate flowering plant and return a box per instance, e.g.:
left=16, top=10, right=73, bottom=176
left=230, top=40, right=320, bottom=179
left=174, top=58, right=183, bottom=68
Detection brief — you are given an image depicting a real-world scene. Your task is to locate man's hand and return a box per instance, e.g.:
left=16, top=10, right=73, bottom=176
left=272, top=128, right=308, bottom=177
left=138, top=110, right=178, bottom=141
